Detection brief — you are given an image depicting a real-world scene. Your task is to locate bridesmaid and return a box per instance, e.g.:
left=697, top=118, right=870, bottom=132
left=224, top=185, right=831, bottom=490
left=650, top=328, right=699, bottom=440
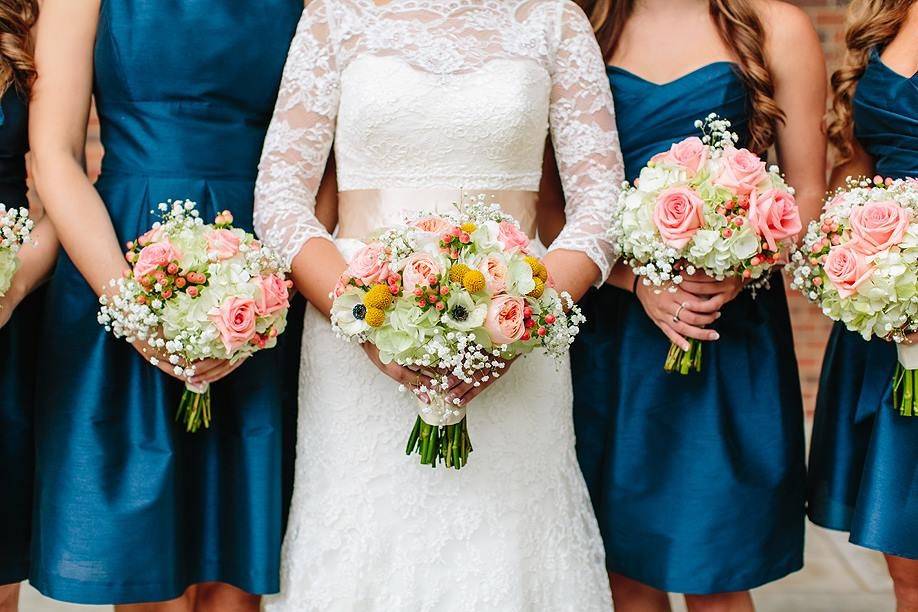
left=569, top=0, right=826, bottom=609
left=808, top=1, right=918, bottom=609
left=28, top=1, right=303, bottom=609
left=0, top=2, right=58, bottom=610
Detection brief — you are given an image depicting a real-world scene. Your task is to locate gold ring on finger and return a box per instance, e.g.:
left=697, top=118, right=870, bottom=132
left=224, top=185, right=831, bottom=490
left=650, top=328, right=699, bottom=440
left=673, top=304, right=686, bottom=323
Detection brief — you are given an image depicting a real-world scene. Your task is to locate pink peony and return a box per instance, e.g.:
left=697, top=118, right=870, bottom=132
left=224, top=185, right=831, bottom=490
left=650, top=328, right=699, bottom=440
left=254, top=274, right=290, bottom=316
left=848, top=200, right=909, bottom=255
left=650, top=136, right=709, bottom=175
left=412, top=216, right=453, bottom=235
left=714, top=147, right=768, bottom=195
left=484, top=294, right=526, bottom=345
left=210, top=296, right=258, bottom=353
left=496, top=221, right=530, bottom=253
left=824, top=245, right=874, bottom=298
left=134, top=239, right=181, bottom=280
left=653, top=187, right=705, bottom=248
left=346, top=243, right=391, bottom=286
left=749, top=189, right=802, bottom=251
left=401, top=252, right=441, bottom=295
left=477, top=254, right=509, bottom=294
left=206, top=228, right=242, bottom=260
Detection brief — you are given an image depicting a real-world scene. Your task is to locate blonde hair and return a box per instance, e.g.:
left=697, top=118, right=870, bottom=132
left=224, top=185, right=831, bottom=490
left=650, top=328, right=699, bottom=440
left=0, top=0, right=38, bottom=96
left=576, top=0, right=785, bottom=154
left=828, top=0, right=913, bottom=163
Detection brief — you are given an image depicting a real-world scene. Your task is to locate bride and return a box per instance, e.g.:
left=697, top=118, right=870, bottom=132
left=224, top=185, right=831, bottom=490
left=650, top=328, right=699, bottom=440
left=254, top=0, right=624, bottom=609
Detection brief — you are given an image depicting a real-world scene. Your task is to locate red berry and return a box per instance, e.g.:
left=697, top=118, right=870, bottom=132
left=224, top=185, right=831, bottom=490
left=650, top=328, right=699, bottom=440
left=440, top=286, right=449, bottom=296
left=545, top=314, right=556, bottom=325
left=537, top=327, right=547, bottom=337
left=523, top=307, right=533, bottom=318
left=435, top=302, right=445, bottom=311
left=414, top=288, right=423, bottom=297
left=521, top=331, right=531, bottom=341
left=525, top=318, right=535, bottom=329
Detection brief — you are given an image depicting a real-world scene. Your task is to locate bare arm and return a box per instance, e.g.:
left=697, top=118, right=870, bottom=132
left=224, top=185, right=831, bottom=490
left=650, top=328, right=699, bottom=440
left=829, top=138, right=875, bottom=190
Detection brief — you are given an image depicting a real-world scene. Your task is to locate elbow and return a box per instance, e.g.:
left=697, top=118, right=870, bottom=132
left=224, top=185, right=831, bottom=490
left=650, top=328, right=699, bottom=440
left=29, top=146, right=81, bottom=208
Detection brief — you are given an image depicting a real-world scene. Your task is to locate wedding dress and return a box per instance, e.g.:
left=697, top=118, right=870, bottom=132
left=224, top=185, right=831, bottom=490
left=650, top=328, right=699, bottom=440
left=254, top=1, right=624, bottom=609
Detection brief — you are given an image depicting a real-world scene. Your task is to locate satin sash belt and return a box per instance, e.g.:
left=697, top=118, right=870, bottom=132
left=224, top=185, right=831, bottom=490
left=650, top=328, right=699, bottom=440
left=336, top=189, right=538, bottom=240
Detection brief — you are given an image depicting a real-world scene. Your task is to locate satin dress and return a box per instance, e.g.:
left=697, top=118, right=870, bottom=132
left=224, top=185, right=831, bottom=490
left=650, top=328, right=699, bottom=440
left=571, top=63, right=806, bottom=594
left=807, top=49, right=918, bottom=559
left=29, top=1, right=303, bottom=603
left=0, top=86, right=40, bottom=586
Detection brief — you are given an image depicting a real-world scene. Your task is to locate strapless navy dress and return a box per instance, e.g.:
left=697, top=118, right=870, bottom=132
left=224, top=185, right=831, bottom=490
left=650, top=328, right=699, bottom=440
left=571, top=63, right=806, bottom=594
left=0, top=86, right=41, bottom=585
left=807, top=49, right=918, bottom=559
left=29, top=1, right=304, bottom=603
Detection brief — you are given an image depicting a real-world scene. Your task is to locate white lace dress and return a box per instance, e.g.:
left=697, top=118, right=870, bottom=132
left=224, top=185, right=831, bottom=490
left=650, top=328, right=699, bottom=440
left=254, top=1, right=625, bottom=609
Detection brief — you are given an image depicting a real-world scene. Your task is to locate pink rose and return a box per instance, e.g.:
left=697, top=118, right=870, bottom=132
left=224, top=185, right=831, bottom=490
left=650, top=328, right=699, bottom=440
left=401, top=252, right=441, bottom=295
left=484, top=294, right=526, bottom=345
left=714, top=147, right=768, bottom=195
left=346, top=243, right=391, bottom=285
left=824, top=194, right=847, bottom=211
left=496, top=221, right=530, bottom=253
left=651, top=137, right=708, bottom=175
left=412, top=216, right=453, bottom=235
left=653, top=187, right=705, bottom=248
left=137, top=226, right=164, bottom=247
left=210, top=296, right=258, bottom=353
left=848, top=200, right=909, bottom=255
left=206, top=228, right=242, bottom=260
left=824, top=245, right=874, bottom=298
left=255, top=274, right=290, bottom=316
left=749, top=189, right=802, bottom=251
left=134, top=239, right=181, bottom=280
left=477, top=254, right=509, bottom=294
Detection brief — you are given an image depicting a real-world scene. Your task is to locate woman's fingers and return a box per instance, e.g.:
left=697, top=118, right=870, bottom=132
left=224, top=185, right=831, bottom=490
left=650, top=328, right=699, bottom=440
left=391, top=364, right=435, bottom=403
left=676, top=307, right=719, bottom=326
left=672, top=319, right=719, bottom=342
left=193, top=358, right=247, bottom=385
left=658, top=321, right=691, bottom=351
left=678, top=280, right=722, bottom=295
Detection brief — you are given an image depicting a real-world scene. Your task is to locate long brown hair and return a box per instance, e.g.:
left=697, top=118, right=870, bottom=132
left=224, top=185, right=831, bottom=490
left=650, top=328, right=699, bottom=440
left=828, top=0, right=913, bottom=163
left=0, top=0, right=38, bottom=96
left=576, top=0, right=784, bottom=155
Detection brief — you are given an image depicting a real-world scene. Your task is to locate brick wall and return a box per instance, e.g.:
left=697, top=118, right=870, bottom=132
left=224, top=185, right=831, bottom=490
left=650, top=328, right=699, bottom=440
left=81, top=0, right=852, bottom=413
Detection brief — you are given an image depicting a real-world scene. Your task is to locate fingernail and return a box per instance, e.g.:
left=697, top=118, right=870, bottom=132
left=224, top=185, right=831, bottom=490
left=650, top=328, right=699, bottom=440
left=711, top=332, right=720, bottom=340
left=716, top=312, right=722, bottom=319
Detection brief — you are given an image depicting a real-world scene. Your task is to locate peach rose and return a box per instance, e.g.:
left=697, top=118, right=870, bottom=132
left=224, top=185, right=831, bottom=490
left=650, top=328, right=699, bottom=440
left=412, top=216, right=453, bottom=235
left=714, top=147, right=768, bottom=195
left=484, top=294, right=526, bottom=345
left=210, top=296, right=258, bottom=353
left=346, top=243, right=390, bottom=285
left=206, top=228, right=241, bottom=260
left=848, top=200, right=909, bottom=255
left=650, top=137, right=708, bottom=175
left=824, top=245, right=874, bottom=298
left=401, top=252, right=441, bottom=295
left=477, top=254, right=509, bottom=294
left=653, top=187, right=705, bottom=248
left=255, top=274, right=290, bottom=316
left=749, top=189, right=802, bottom=251
left=134, top=239, right=181, bottom=280
left=497, top=221, right=530, bottom=253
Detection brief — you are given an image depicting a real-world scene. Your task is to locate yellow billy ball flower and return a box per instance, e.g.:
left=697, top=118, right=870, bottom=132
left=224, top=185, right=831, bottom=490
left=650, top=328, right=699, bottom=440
left=363, top=284, right=392, bottom=310
left=528, top=277, right=545, bottom=299
left=460, top=222, right=477, bottom=234
left=364, top=307, right=386, bottom=328
left=525, top=255, right=548, bottom=282
left=462, top=270, right=486, bottom=293
left=449, top=263, right=471, bottom=283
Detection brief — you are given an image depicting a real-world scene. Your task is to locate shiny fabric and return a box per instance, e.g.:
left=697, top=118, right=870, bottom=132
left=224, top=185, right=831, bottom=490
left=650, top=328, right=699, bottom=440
left=571, top=63, right=806, bottom=593
left=336, top=189, right=538, bottom=239
left=0, top=86, right=39, bottom=585
left=30, top=1, right=303, bottom=604
left=807, top=49, right=918, bottom=559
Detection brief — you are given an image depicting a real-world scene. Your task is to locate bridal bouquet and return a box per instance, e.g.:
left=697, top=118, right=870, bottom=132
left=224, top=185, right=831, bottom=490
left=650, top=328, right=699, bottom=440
left=789, top=177, right=918, bottom=416
left=330, top=197, right=584, bottom=470
left=611, top=114, right=801, bottom=374
left=98, top=200, right=292, bottom=431
left=0, top=205, right=33, bottom=301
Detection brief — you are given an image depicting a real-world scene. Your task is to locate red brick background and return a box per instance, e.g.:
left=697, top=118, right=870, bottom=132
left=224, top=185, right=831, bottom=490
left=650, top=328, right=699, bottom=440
left=82, top=0, right=851, bottom=414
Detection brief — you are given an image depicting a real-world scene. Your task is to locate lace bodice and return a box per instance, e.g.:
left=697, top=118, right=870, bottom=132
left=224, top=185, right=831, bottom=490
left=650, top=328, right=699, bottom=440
left=254, top=0, right=624, bottom=281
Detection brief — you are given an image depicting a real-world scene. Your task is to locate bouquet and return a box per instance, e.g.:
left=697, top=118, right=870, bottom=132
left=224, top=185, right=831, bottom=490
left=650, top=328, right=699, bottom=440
left=789, top=177, right=918, bottom=416
left=611, top=115, right=801, bottom=374
left=330, top=196, right=584, bottom=470
left=98, top=200, right=292, bottom=431
left=0, top=204, right=33, bottom=301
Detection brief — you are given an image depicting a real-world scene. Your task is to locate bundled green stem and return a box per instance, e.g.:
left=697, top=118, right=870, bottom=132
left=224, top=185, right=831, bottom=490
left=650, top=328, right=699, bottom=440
left=177, top=388, right=212, bottom=432
left=664, top=339, right=703, bottom=375
left=406, top=416, right=473, bottom=469
left=893, top=365, right=917, bottom=417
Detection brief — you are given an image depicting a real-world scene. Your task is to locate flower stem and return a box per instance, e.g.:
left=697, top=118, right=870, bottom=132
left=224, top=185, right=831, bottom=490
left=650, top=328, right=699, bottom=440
left=894, top=365, right=917, bottom=417
left=177, top=388, right=212, bottom=433
left=664, top=339, right=702, bottom=375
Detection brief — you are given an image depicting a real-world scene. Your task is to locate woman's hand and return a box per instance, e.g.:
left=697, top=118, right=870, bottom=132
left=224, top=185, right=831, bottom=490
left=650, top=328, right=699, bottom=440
left=677, top=271, right=744, bottom=307
left=441, top=357, right=516, bottom=408
left=362, top=342, right=436, bottom=404
left=635, top=282, right=721, bottom=351
left=907, top=332, right=918, bottom=345
left=130, top=339, right=247, bottom=386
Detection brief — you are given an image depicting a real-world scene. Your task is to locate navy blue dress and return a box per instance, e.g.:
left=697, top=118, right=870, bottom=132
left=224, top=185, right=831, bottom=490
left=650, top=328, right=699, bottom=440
left=0, top=86, right=39, bottom=586
left=30, top=1, right=304, bottom=604
left=571, top=63, right=806, bottom=594
left=807, top=49, right=918, bottom=559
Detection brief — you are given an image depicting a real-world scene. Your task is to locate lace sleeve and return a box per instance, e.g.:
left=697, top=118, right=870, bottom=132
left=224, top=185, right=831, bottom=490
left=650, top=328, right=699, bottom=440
left=254, top=0, right=339, bottom=266
left=546, top=1, right=624, bottom=286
